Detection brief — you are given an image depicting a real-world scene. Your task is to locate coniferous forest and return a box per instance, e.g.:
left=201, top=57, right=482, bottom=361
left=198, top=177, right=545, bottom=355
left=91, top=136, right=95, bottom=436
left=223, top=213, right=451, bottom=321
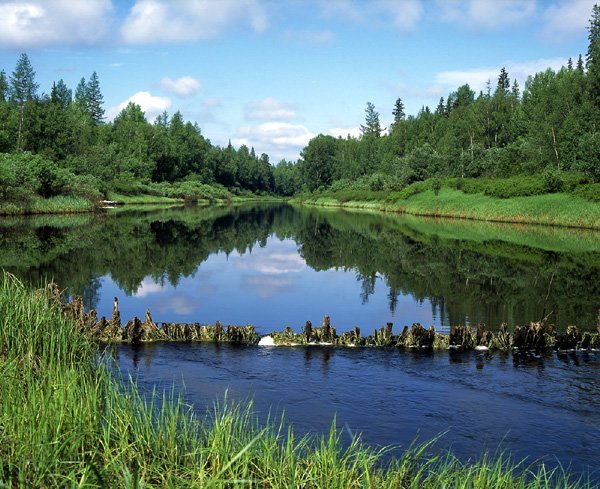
left=0, top=6, right=599, bottom=211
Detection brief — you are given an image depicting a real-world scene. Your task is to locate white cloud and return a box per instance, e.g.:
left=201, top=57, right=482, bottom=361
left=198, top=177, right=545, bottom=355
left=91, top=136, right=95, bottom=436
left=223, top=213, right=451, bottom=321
left=0, top=0, right=112, bottom=48
left=329, top=126, right=361, bottom=139
left=245, top=97, right=296, bottom=122
left=134, top=276, right=165, bottom=298
left=105, top=90, right=171, bottom=122
left=436, top=0, right=535, bottom=29
left=159, top=76, right=203, bottom=97
left=376, top=0, right=424, bottom=32
left=319, top=0, right=364, bottom=23
left=435, top=57, right=569, bottom=93
left=232, top=122, right=315, bottom=162
left=541, top=0, right=597, bottom=41
left=235, top=250, right=306, bottom=275
left=318, top=0, right=423, bottom=31
left=121, top=0, right=268, bottom=44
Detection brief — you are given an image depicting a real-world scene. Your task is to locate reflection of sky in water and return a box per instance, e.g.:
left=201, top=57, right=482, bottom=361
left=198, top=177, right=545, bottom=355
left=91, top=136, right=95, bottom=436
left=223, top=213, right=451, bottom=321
left=97, top=237, right=438, bottom=336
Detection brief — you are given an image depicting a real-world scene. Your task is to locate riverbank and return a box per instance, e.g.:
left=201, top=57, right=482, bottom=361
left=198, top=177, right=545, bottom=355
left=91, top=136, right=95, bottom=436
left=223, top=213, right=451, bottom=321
left=0, top=193, right=286, bottom=216
left=0, top=195, right=94, bottom=216
left=0, top=273, right=593, bottom=487
left=295, top=187, right=600, bottom=229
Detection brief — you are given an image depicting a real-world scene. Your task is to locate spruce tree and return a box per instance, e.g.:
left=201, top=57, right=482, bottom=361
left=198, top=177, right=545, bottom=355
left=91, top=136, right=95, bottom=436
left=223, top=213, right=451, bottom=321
left=0, top=70, right=7, bottom=102
left=586, top=3, right=600, bottom=105
left=577, top=54, right=585, bottom=73
left=392, top=97, right=405, bottom=123
left=50, top=79, right=72, bottom=110
left=586, top=3, right=600, bottom=67
left=435, top=97, right=445, bottom=115
left=495, top=67, right=510, bottom=97
left=360, top=102, right=382, bottom=137
left=86, top=71, right=104, bottom=125
left=74, top=77, right=87, bottom=107
left=9, top=53, right=39, bottom=104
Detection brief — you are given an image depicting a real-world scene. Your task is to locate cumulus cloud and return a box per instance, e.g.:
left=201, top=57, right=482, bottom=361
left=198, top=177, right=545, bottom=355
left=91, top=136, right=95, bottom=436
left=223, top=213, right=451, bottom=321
left=245, top=97, right=296, bottom=122
left=232, top=122, right=315, bottom=162
left=436, top=0, right=535, bottom=29
left=121, top=0, right=268, bottom=44
left=133, top=276, right=165, bottom=298
left=435, top=57, right=569, bottom=93
left=319, top=0, right=423, bottom=32
left=234, top=250, right=306, bottom=275
left=105, top=90, right=171, bottom=122
left=159, top=76, right=203, bottom=97
left=376, top=0, right=424, bottom=32
left=540, top=0, right=597, bottom=41
left=0, top=0, right=112, bottom=48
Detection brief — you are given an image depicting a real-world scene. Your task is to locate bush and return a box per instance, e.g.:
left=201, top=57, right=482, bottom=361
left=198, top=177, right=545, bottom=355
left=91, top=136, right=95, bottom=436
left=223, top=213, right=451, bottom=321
left=570, top=183, right=600, bottom=202
left=576, top=133, right=600, bottom=183
left=541, top=168, right=564, bottom=193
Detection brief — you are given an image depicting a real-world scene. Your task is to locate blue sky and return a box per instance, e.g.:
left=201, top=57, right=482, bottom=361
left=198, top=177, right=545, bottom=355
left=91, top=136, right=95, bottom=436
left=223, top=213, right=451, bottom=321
left=0, top=0, right=595, bottom=162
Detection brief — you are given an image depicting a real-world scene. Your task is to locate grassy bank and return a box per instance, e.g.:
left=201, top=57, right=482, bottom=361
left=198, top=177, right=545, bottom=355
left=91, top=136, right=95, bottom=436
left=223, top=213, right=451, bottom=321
left=0, top=195, right=93, bottom=216
left=0, top=273, right=594, bottom=487
left=296, top=185, right=600, bottom=229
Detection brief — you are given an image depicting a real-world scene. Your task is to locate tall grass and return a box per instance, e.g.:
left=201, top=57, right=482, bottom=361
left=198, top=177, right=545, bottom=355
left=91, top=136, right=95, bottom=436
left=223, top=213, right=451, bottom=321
left=0, top=196, right=93, bottom=216
left=298, top=188, right=600, bottom=229
left=0, top=272, right=594, bottom=487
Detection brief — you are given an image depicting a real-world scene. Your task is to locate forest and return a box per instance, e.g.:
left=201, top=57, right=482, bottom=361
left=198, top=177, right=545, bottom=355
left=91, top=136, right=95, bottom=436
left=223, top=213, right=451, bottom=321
left=0, top=6, right=599, bottom=210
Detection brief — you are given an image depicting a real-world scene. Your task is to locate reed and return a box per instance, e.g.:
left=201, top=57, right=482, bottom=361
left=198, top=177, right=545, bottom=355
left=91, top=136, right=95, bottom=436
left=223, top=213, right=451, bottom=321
left=0, top=272, right=594, bottom=487
left=0, top=196, right=93, bottom=216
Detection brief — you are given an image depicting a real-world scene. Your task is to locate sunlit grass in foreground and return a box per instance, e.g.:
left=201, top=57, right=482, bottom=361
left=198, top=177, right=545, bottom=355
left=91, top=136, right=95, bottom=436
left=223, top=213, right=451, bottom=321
left=0, top=272, right=594, bottom=487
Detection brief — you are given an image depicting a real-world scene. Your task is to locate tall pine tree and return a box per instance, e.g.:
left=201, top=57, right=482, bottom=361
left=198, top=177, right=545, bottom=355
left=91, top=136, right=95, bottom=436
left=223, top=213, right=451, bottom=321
left=0, top=70, right=7, bottom=102
left=9, top=53, right=39, bottom=105
left=360, top=102, right=382, bottom=137
left=392, top=97, right=405, bottom=123
left=86, top=71, right=104, bottom=125
left=586, top=3, right=600, bottom=106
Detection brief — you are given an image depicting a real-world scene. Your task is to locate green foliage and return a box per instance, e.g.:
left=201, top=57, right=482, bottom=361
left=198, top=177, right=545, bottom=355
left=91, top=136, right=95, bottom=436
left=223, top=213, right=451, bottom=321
left=451, top=173, right=583, bottom=199
left=571, top=183, right=600, bottom=202
left=576, top=132, right=600, bottom=182
left=9, top=53, right=38, bottom=104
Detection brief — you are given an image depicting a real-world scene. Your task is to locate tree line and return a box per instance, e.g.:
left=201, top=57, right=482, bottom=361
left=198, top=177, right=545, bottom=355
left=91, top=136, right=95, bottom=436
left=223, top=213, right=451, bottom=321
left=0, top=54, right=275, bottom=203
left=274, top=5, right=600, bottom=195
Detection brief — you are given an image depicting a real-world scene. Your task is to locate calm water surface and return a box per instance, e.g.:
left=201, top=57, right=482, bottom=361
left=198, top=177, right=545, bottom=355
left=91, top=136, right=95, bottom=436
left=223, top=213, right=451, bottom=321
left=2, top=203, right=599, bottom=477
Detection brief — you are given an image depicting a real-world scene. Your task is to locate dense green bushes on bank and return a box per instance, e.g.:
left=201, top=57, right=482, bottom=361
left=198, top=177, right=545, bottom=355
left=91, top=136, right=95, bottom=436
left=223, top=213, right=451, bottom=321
left=0, top=273, right=592, bottom=487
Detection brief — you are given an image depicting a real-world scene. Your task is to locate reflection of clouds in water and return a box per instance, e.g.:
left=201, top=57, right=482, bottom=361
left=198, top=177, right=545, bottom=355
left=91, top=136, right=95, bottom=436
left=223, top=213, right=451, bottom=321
left=157, top=295, right=198, bottom=315
left=233, top=242, right=305, bottom=275
left=241, top=275, right=294, bottom=298
left=133, top=276, right=165, bottom=297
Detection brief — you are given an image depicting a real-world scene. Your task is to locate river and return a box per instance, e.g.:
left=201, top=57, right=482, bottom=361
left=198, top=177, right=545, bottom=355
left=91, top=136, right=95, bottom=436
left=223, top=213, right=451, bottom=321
left=1, top=203, right=599, bottom=477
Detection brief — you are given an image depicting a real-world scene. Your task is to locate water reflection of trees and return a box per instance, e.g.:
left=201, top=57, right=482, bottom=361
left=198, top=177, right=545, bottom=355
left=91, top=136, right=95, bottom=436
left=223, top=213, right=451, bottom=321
left=1, top=204, right=599, bottom=329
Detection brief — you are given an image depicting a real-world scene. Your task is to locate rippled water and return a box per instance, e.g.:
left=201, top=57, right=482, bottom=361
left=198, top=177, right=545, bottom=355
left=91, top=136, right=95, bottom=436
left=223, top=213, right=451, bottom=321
left=114, top=342, right=600, bottom=477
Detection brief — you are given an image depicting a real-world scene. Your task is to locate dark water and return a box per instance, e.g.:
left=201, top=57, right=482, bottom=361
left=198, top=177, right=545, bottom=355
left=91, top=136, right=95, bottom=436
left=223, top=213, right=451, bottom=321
left=114, top=342, right=600, bottom=477
left=2, top=203, right=600, bottom=476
